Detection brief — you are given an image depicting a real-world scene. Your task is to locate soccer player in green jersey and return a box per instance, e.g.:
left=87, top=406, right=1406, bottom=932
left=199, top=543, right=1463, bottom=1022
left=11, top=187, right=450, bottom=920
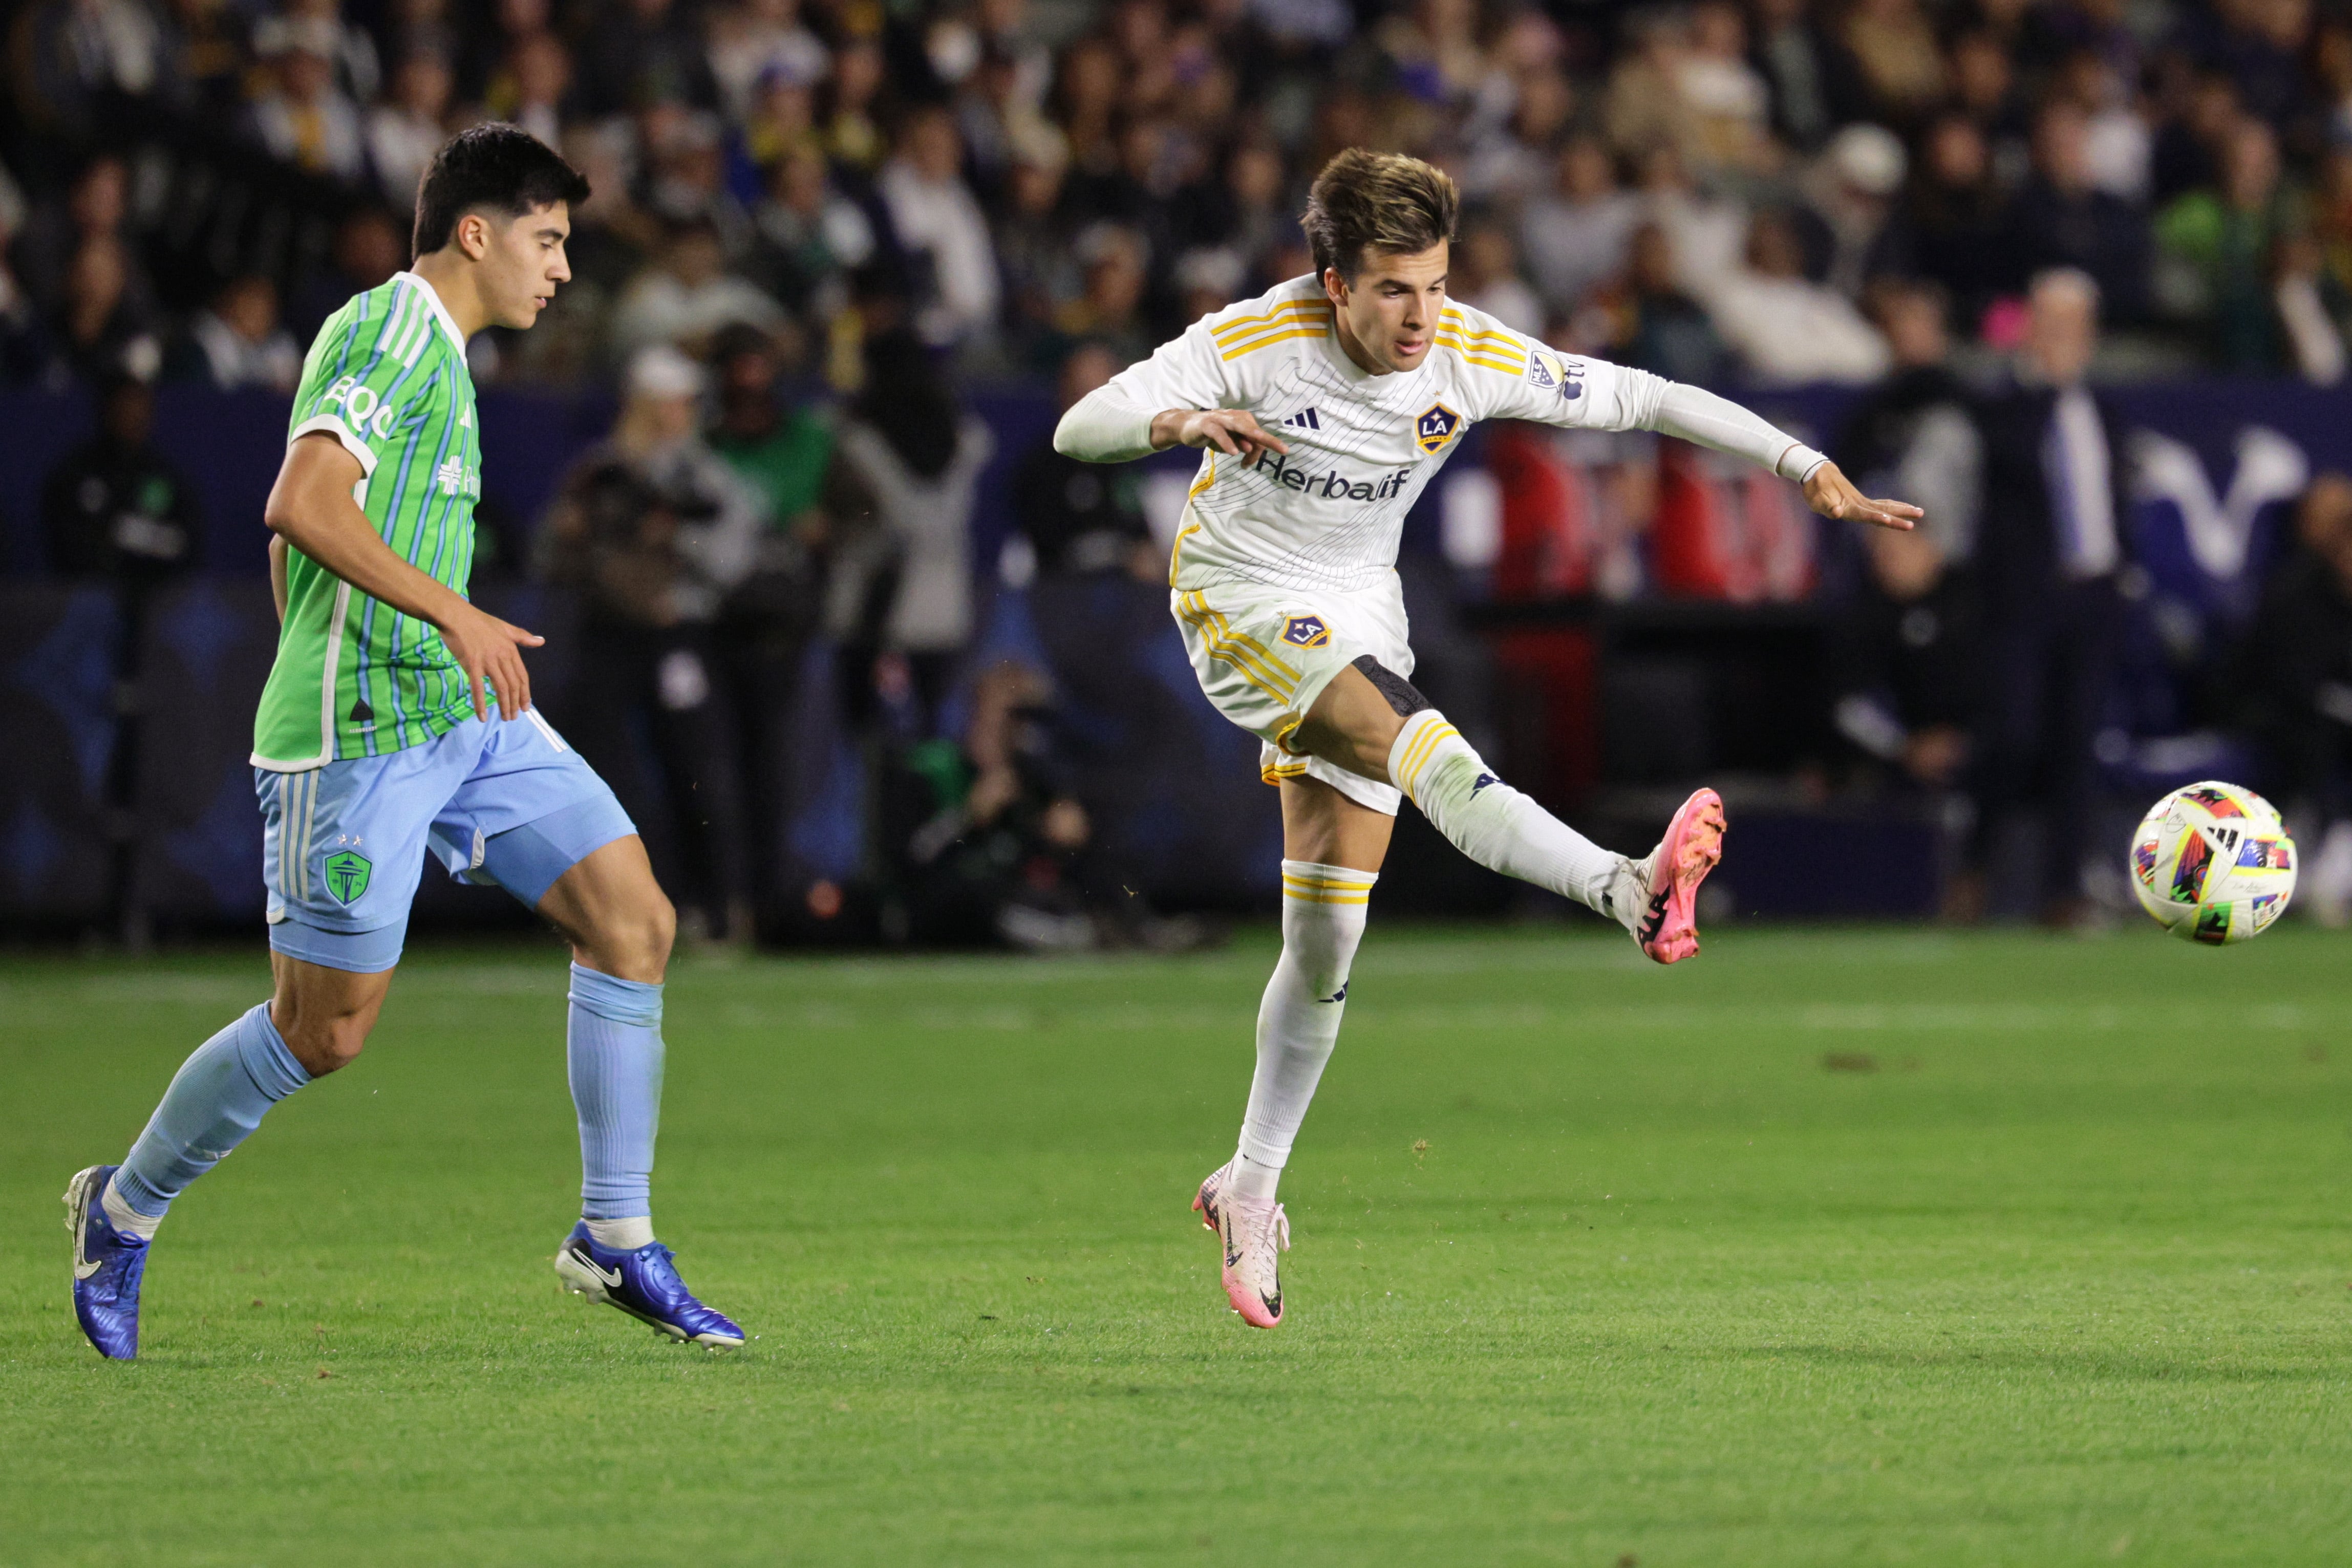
left=67, top=126, right=745, bottom=1358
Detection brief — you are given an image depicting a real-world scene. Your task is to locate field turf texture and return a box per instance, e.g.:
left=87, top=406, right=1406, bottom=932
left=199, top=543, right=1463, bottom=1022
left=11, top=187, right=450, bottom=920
left=2, top=923, right=2348, bottom=1565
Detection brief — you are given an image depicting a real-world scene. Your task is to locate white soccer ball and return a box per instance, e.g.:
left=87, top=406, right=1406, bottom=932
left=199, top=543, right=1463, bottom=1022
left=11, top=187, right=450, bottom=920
left=2128, top=781, right=2296, bottom=944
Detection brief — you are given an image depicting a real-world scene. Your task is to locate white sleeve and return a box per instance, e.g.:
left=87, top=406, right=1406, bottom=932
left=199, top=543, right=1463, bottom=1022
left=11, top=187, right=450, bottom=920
left=1643, top=377, right=1828, bottom=483
left=1055, top=317, right=1230, bottom=464
left=1467, top=318, right=1827, bottom=483
left=1053, top=383, right=1160, bottom=463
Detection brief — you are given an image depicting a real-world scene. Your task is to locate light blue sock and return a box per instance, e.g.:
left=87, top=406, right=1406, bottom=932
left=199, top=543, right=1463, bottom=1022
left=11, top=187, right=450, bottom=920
left=115, top=1002, right=311, bottom=1219
left=567, top=962, right=664, bottom=1223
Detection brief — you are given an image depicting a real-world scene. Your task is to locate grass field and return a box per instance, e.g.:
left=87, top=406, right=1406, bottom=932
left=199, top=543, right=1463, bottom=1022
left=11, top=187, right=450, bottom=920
left=2, top=922, right=2348, bottom=1565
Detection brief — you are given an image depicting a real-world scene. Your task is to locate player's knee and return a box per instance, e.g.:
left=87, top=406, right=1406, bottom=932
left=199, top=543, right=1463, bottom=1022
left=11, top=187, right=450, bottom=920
left=279, top=1011, right=373, bottom=1076
left=589, top=891, right=674, bottom=980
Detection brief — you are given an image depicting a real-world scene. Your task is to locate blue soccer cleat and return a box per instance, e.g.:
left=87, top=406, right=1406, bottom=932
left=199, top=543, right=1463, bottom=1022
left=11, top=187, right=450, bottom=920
left=65, top=1165, right=148, bottom=1360
left=553, top=1222, right=744, bottom=1348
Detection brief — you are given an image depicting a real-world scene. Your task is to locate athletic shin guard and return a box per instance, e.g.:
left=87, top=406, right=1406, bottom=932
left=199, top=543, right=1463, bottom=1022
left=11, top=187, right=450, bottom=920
left=1232, top=861, right=1374, bottom=1198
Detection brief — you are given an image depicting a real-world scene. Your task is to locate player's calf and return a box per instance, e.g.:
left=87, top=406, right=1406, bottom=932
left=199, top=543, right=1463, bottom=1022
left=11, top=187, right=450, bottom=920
left=1383, top=710, right=1725, bottom=960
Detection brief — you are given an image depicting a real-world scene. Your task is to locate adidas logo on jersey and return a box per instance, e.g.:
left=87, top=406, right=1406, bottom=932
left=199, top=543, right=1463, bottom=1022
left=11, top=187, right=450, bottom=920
left=1281, top=407, right=1321, bottom=430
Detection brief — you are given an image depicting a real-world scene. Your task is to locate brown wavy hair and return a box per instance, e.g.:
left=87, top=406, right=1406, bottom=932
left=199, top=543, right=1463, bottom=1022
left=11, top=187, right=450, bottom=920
left=1299, top=149, right=1459, bottom=283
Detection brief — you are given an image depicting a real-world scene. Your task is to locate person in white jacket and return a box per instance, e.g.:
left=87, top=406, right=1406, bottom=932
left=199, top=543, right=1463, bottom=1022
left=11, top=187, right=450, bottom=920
left=1053, top=147, right=1921, bottom=1331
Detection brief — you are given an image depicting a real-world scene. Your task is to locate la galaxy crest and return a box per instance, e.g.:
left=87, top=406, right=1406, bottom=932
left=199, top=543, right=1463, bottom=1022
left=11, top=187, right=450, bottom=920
left=1281, top=614, right=1332, bottom=649
left=1414, top=402, right=1462, bottom=455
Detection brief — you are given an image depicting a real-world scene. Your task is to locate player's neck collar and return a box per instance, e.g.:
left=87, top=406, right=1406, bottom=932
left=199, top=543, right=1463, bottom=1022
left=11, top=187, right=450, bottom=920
left=392, top=270, right=470, bottom=356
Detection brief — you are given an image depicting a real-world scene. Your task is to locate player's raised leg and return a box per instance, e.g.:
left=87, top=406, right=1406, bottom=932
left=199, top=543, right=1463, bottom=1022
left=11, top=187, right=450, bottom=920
left=1299, top=663, right=1725, bottom=962
left=532, top=833, right=743, bottom=1348
left=1196, top=777, right=1388, bottom=1327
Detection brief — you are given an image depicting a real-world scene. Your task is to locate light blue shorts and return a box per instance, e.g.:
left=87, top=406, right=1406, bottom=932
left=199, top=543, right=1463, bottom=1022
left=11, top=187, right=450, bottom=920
left=256, top=708, right=636, bottom=973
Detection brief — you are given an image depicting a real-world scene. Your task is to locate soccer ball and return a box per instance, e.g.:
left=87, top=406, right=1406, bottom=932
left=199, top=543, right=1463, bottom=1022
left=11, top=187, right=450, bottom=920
left=2128, top=782, right=2296, bottom=944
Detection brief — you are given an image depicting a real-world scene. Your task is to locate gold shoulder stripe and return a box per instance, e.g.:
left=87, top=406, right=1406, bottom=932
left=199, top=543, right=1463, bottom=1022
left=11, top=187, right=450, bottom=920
left=1434, top=327, right=1525, bottom=357
left=1211, top=299, right=1332, bottom=340
left=1219, top=326, right=1333, bottom=360
left=1434, top=335, right=1527, bottom=374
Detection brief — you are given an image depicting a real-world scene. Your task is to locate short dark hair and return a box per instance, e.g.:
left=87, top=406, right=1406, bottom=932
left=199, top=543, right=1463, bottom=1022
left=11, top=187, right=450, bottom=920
left=1299, top=149, right=1459, bottom=283
left=412, top=124, right=591, bottom=257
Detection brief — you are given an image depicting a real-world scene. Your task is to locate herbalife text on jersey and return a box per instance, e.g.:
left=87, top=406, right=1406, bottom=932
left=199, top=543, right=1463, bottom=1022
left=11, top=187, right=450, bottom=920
left=1257, top=452, right=1416, bottom=502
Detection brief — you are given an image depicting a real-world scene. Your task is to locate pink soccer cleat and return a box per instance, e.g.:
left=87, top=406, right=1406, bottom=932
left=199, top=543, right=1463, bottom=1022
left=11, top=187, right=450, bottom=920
left=1193, top=1163, right=1288, bottom=1327
left=1632, top=787, right=1726, bottom=964
left=1192, top=1163, right=1228, bottom=1234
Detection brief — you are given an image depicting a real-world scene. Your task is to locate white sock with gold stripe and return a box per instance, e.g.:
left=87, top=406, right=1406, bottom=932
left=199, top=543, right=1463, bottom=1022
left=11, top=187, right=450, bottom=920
left=1231, top=861, right=1375, bottom=1200
left=1386, top=710, right=1628, bottom=921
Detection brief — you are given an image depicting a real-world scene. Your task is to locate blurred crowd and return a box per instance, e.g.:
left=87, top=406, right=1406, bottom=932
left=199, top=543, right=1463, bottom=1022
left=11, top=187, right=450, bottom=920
left=16, top=0, right=2352, bottom=940
left=18, top=0, right=2352, bottom=392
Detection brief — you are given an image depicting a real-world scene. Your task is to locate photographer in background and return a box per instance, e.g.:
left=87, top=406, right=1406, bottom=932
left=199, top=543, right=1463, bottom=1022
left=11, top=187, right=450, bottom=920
left=535, top=346, right=763, bottom=944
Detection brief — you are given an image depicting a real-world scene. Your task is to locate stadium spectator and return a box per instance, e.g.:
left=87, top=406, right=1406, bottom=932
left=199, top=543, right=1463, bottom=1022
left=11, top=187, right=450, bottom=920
left=367, top=49, right=458, bottom=211
left=578, top=0, right=717, bottom=117
left=15, top=156, right=151, bottom=319
left=1593, top=220, right=1730, bottom=387
left=1673, top=1, right=1776, bottom=180
left=290, top=205, right=406, bottom=344
left=1521, top=137, right=1638, bottom=318
left=1972, top=269, right=2130, bottom=925
left=170, top=274, right=303, bottom=393
left=1051, top=222, right=1152, bottom=366
left=2248, top=471, right=2352, bottom=924
left=40, top=371, right=204, bottom=581
left=706, top=0, right=828, bottom=124
left=879, top=659, right=1110, bottom=951
left=51, top=235, right=163, bottom=387
left=832, top=327, right=994, bottom=734
left=2014, top=100, right=2153, bottom=321
left=879, top=102, right=1003, bottom=353
left=8, top=0, right=167, bottom=139
left=1877, top=115, right=2022, bottom=329
left=535, top=345, right=763, bottom=944
left=160, top=0, right=252, bottom=118
left=1827, top=283, right=1982, bottom=793
left=749, top=143, right=875, bottom=324
left=1839, top=282, right=1984, bottom=562
left=1010, top=341, right=1154, bottom=585
left=1749, top=0, right=1841, bottom=153
left=2154, top=115, right=2304, bottom=370
left=255, top=0, right=379, bottom=106
left=1842, top=0, right=1945, bottom=126
left=706, top=324, right=851, bottom=926
left=1797, top=123, right=1907, bottom=301
left=243, top=17, right=368, bottom=183
left=1826, top=521, right=1978, bottom=796
left=1450, top=221, right=1543, bottom=337
left=1705, top=208, right=1892, bottom=384
left=610, top=219, right=788, bottom=362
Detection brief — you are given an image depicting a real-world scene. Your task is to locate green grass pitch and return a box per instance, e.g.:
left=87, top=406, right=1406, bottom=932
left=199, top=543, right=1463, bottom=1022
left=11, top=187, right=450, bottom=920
left=2, top=923, right=2348, bottom=1564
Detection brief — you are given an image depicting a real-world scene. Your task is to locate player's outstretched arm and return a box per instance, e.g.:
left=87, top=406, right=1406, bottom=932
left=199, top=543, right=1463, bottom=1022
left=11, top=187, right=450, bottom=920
left=264, top=433, right=543, bottom=720
left=1637, top=379, right=1921, bottom=531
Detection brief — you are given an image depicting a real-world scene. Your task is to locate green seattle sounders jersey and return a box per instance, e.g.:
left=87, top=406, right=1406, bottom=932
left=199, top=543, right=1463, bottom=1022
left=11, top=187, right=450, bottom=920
left=251, top=271, right=484, bottom=770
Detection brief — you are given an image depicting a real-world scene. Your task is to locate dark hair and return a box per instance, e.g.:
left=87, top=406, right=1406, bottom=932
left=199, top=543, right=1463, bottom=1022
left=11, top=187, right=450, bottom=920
left=1299, top=148, right=1459, bottom=283
left=413, top=123, right=590, bottom=256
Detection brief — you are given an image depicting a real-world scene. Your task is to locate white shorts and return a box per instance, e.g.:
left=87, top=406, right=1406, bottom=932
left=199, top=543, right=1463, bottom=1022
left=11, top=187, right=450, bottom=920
left=1170, top=573, right=1412, bottom=815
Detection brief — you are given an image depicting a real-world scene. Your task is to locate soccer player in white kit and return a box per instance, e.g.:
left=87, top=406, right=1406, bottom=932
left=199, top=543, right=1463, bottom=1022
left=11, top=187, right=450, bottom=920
left=1053, top=149, right=1922, bottom=1328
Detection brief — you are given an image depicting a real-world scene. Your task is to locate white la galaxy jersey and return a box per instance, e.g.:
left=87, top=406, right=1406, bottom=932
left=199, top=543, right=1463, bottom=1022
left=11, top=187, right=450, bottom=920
left=1107, top=275, right=1657, bottom=594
